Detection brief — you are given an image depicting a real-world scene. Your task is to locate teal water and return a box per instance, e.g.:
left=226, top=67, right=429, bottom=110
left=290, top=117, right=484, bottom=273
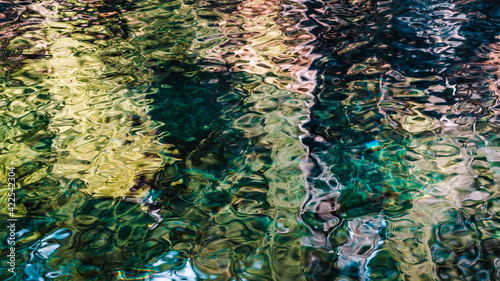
left=1, top=0, right=500, bottom=280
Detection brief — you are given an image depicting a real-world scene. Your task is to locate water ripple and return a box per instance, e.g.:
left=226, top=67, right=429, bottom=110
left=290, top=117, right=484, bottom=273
left=2, top=0, right=500, bottom=280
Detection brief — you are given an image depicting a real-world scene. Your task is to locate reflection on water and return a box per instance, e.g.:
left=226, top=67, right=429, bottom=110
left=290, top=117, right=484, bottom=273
left=1, top=0, right=500, bottom=280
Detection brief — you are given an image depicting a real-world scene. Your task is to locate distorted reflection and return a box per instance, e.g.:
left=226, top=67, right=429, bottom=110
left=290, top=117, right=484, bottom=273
left=1, top=0, right=500, bottom=280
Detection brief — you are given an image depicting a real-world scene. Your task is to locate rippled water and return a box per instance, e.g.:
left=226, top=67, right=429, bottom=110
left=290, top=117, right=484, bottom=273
left=1, top=0, right=500, bottom=280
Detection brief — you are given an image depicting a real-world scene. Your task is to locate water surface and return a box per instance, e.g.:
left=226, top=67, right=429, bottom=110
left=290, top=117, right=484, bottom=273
left=1, top=0, right=500, bottom=280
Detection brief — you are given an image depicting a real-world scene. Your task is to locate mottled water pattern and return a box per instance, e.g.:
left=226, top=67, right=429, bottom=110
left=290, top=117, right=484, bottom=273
left=1, top=0, right=500, bottom=280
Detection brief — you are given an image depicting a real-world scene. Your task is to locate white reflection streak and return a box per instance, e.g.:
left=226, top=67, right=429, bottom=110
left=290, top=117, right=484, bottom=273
left=149, top=259, right=197, bottom=281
